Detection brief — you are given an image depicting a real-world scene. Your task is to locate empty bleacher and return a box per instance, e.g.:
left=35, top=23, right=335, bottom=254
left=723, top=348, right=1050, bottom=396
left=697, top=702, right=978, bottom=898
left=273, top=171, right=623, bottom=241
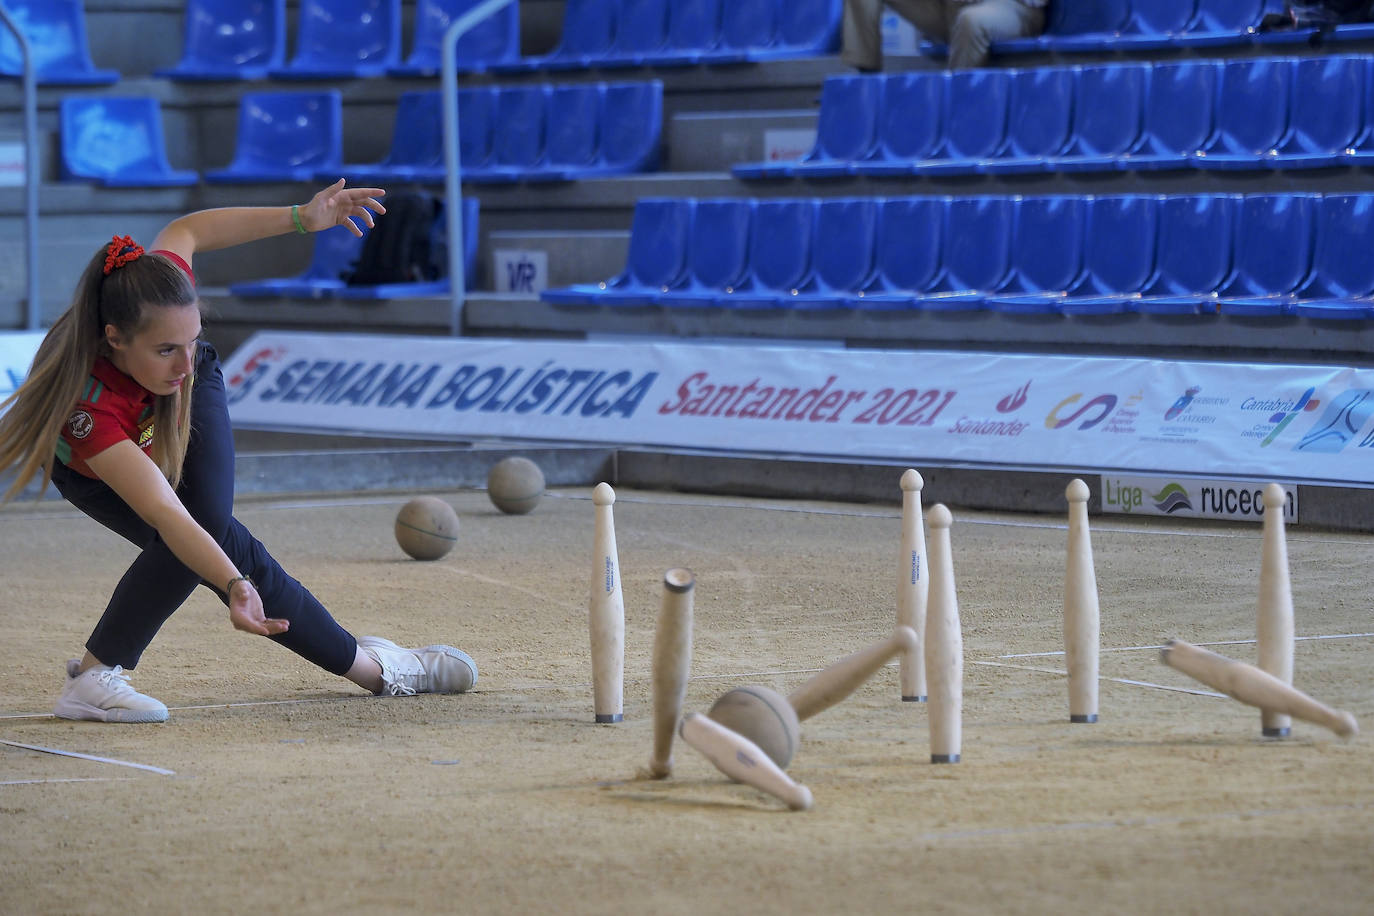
left=2, top=0, right=1373, bottom=367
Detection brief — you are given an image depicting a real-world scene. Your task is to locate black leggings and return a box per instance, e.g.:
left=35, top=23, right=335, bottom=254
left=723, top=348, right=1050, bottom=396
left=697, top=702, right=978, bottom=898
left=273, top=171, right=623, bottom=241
left=52, top=343, right=358, bottom=675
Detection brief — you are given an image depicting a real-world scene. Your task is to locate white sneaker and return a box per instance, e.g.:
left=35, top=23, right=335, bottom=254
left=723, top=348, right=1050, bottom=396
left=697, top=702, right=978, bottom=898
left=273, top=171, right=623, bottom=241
left=357, top=636, right=478, bottom=696
left=53, top=659, right=169, bottom=723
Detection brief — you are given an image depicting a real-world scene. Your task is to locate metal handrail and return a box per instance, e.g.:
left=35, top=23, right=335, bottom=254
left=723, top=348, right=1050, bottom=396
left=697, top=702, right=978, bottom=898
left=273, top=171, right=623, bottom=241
left=0, top=6, right=40, bottom=330
left=442, top=0, right=517, bottom=336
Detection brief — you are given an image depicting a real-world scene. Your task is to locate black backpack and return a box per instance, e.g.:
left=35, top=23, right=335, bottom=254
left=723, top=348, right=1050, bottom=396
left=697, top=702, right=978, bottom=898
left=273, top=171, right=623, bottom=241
left=346, top=191, right=446, bottom=286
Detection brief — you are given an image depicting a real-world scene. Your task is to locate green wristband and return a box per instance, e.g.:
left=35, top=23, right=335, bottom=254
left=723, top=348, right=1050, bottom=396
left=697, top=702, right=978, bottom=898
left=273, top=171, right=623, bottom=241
left=291, top=204, right=307, bottom=235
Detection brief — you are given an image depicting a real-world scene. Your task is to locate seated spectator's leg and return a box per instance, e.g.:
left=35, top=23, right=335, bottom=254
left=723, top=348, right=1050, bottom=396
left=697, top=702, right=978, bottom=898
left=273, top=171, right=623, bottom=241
left=948, top=0, right=1045, bottom=69
left=844, top=0, right=949, bottom=71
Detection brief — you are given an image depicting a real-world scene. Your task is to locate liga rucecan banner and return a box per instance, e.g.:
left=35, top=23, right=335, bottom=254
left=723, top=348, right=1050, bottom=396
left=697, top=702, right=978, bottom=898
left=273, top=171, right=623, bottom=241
left=221, top=332, right=1374, bottom=486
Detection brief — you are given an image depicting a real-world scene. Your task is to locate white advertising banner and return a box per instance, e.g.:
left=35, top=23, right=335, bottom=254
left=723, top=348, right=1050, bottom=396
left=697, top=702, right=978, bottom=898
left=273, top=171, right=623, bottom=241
left=0, top=331, right=44, bottom=417
left=1100, top=475, right=1298, bottom=523
left=222, top=332, right=1374, bottom=486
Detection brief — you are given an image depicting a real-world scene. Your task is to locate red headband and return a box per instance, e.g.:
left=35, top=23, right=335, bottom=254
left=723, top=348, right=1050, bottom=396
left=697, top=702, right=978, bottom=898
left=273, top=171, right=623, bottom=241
left=103, top=235, right=144, bottom=275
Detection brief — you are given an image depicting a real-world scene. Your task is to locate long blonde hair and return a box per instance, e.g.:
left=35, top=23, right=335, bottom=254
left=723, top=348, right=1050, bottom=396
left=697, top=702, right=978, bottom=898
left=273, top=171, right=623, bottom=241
left=0, top=241, right=197, bottom=501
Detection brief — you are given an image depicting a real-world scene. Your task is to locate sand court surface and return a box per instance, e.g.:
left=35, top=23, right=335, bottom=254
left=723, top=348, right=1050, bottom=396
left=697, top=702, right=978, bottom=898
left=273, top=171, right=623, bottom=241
left=1, top=483, right=1370, bottom=915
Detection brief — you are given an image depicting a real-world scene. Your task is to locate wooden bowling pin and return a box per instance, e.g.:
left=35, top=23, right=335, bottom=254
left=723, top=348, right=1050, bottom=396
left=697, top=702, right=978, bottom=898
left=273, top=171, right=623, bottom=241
left=1161, top=639, right=1357, bottom=738
left=648, top=568, right=695, bottom=778
left=789, top=626, right=919, bottom=722
left=679, top=713, right=814, bottom=811
left=896, top=469, right=929, bottom=702
left=924, top=504, right=963, bottom=763
left=1256, top=483, right=1295, bottom=738
left=1064, top=479, right=1100, bottom=724
left=589, top=482, right=625, bottom=724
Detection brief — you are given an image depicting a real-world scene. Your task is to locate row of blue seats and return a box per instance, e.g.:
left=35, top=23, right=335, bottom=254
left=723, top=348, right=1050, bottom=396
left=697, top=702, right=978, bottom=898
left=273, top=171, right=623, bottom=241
left=231, top=198, right=480, bottom=300
left=488, top=0, right=838, bottom=71
left=60, top=82, right=662, bottom=187
left=738, top=56, right=1374, bottom=179
left=0, top=0, right=838, bottom=86
left=950, top=0, right=1374, bottom=58
left=0, top=0, right=512, bottom=85
left=541, top=194, right=1374, bottom=319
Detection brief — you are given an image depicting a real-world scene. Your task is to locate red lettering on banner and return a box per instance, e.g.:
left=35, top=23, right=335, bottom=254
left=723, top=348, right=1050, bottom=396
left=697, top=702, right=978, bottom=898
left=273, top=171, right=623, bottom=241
left=658, top=372, right=869, bottom=423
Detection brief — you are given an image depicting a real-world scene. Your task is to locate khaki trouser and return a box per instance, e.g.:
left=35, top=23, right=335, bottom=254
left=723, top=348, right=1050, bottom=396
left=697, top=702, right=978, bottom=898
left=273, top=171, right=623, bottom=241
left=842, top=0, right=1046, bottom=70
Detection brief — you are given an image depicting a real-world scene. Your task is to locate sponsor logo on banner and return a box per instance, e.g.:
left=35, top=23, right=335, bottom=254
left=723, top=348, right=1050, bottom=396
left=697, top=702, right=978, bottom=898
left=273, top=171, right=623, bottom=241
left=1101, top=476, right=1298, bottom=523
left=1239, top=387, right=1320, bottom=445
left=997, top=381, right=1031, bottom=413
left=1294, top=389, right=1374, bottom=453
left=219, top=332, right=1374, bottom=486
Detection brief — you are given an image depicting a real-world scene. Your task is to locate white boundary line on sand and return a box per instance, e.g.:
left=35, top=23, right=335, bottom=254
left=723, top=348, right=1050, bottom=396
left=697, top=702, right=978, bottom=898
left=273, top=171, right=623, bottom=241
left=970, top=660, right=1227, bottom=698
left=1000, top=632, right=1374, bottom=659
left=0, top=739, right=175, bottom=775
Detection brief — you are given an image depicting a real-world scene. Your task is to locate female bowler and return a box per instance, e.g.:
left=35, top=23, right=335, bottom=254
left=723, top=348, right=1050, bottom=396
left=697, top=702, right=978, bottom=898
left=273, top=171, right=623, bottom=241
left=0, top=181, right=476, bottom=722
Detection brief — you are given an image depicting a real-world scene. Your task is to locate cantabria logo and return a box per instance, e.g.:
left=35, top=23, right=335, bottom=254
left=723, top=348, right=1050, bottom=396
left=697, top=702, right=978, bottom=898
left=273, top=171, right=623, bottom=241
left=1150, top=483, right=1193, bottom=513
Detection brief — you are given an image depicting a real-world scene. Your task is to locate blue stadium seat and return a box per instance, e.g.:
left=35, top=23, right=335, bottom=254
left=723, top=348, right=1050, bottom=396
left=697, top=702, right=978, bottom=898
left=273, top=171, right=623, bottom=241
left=205, top=91, right=342, bottom=183
left=1118, top=60, right=1218, bottom=171
left=1192, top=58, right=1291, bottom=170
left=1036, top=0, right=1133, bottom=52
left=272, top=0, right=401, bottom=79
left=388, top=0, right=520, bottom=76
left=736, top=75, right=883, bottom=179
left=714, top=0, right=778, bottom=58
left=980, top=67, right=1076, bottom=174
left=1173, top=0, right=1267, bottom=47
left=645, top=0, right=746, bottom=64
left=156, top=0, right=285, bottom=81
left=0, top=0, right=118, bottom=85
left=599, top=0, right=669, bottom=67
left=911, top=196, right=1014, bottom=310
left=985, top=196, right=1087, bottom=313
left=1051, top=64, right=1148, bottom=173
left=1215, top=193, right=1317, bottom=314
left=1290, top=194, right=1374, bottom=319
left=790, top=198, right=880, bottom=308
left=230, top=226, right=364, bottom=298
left=457, top=87, right=498, bottom=172
left=847, top=197, right=947, bottom=309
left=331, top=90, right=446, bottom=185
left=542, top=199, right=693, bottom=306
left=657, top=199, right=754, bottom=307
left=746, top=0, right=843, bottom=61
left=853, top=72, right=945, bottom=177
left=718, top=200, right=817, bottom=309
left=1054, top=195, right=1162, bottom=314
left=1110, top=0, right=1200, bottom=50
left=914, top=69, right=1012, bottom=175
left=588, top=80, right=664, bottom=176
left=334, top=196, right=481, bottom=299
left=469, top=86, right=551, bottom=184
left=1269, top=56, right=1367, bottom=169
left=59, top=97, right=198, bottom=187
left=491, top=0, right=620, bottom=73
left=1011, top=195, right=1161, bottom=315
left=542, top=84, right=602, bottom=176
left=1134, top=194, right=1238, bottom=314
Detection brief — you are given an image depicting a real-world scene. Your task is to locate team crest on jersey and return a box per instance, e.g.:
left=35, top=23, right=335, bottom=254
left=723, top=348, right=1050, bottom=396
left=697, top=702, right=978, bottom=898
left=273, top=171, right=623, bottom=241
left=67, top=410, right=94, bottom=440
left=138, top=423, right=155, bottom=448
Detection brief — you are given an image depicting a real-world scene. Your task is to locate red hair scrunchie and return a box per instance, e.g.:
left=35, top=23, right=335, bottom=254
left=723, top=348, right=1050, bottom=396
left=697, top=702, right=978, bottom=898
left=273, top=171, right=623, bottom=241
left=103, top=235, right=144, bottom=275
